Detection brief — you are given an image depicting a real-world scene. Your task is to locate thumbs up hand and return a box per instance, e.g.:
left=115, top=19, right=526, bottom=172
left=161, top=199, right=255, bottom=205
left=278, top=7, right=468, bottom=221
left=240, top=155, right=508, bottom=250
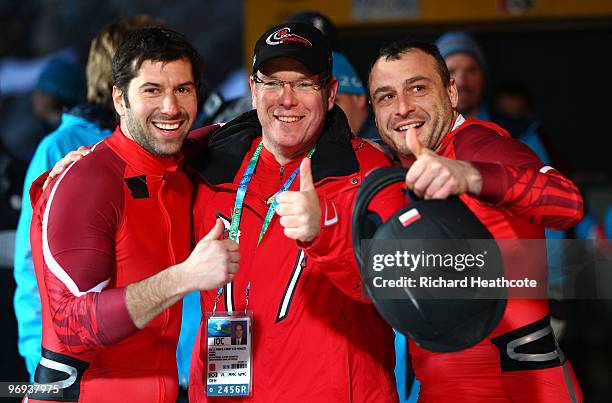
left=178, top=218, right=240, bottom=291
left=275, top=158, right=321, bottom=242
left=406, top=126, right=425, bottom=158
left=404, top=128, right=482, bottom=199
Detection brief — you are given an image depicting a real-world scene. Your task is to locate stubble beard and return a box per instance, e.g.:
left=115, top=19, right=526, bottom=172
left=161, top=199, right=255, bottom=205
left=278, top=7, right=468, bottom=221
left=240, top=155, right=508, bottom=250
left=125, top=109, right=182, bottom=158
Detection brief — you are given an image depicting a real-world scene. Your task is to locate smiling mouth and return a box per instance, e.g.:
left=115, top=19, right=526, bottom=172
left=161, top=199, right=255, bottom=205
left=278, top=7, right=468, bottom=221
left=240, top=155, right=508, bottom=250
left=395, top=122, right=424, bottom=132
left=275, top=115, right=303, bottom=123
left=152, top=121, right=183, bottom=131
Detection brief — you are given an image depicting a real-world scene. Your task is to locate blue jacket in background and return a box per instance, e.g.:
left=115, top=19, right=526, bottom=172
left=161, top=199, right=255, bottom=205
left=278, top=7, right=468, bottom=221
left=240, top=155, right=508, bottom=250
left=13, top=112, right=111, bottom=380
left=177, top=292, right=201, bottom=388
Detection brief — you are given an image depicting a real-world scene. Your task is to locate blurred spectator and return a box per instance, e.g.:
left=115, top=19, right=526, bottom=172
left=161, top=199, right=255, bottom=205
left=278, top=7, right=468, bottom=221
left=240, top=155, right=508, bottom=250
left=435, top=31, right=487, bottom=120
left=435, top=31, right=551, bottom=164
left=288, top=10, right=338, bottom=49
left=0, top=72, right=48, bottom=270
left=0, top=56, right=84, bottom=164
left=0, top=88, right=28, bottom=234
left=32, top=57, right=86, bottom=131
left=12, top=15, right=169, bottom=383
left=197, top=90, right=252, bottom=127
left=330, top=51, right=399, bottom=159
left=494, top=83, right=534, bottom=117
left=0, top=94, right=47, bottom=163
left=0, top=49, right=77, bottom=95
left=216, top=67, right=249, bottom=100
left=332, top=51, right=372, bottom=137
left=492, top=83, right=552, bottom=166
left=0, top=139, right=26, bottom=234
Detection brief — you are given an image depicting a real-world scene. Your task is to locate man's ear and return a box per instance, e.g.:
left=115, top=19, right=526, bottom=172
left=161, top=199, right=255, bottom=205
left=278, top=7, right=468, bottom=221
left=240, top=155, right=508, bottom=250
left=249, top=76, right=257, bottom=109
left=112, top=86, right=127, bottom=117
left=448, top=78, right=458, bottom=109
left=326, top=77, right=339, bottom=111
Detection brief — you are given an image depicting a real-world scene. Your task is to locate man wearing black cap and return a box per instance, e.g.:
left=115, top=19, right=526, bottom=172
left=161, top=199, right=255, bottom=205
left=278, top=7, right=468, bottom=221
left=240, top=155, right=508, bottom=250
left=368, top=39, right=584, bottom=402
left=187, top=22, right=401, bottom=402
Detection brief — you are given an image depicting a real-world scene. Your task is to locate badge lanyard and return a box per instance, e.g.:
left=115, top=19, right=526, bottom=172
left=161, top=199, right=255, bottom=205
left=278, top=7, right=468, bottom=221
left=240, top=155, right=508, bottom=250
left=207, top=140, right=315, bottom=398
left=229, top=141, right=315, bottom=245
left=212, top=140, right=315, bottom=312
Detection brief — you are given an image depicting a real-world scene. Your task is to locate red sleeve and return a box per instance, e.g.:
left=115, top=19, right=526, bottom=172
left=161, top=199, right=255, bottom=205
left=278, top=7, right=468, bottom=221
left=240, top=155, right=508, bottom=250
left=30, top=168, right=51, bottom=208
left=41, top=153, right=138, bottom=353
left=452, top=127, right=584, bottom=230
left=304, top=141, right=405, bottom=302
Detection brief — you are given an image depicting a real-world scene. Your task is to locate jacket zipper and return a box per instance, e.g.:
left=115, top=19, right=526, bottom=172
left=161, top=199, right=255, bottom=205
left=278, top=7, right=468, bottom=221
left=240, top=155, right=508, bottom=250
left=157, top=174, right=172, bottom=387
left=159, top=174, right=176, bottom=262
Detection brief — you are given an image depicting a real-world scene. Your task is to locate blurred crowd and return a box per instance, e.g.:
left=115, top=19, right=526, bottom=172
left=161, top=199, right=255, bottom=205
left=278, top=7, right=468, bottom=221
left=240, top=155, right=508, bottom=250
left=1, top=6, right=611, bottom=403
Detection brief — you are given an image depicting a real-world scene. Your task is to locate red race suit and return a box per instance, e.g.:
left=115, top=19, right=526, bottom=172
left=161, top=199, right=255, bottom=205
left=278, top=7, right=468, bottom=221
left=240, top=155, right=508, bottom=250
left=29, top=128, right=192, bottom=402
left=409, top=118, right=584, bottom=403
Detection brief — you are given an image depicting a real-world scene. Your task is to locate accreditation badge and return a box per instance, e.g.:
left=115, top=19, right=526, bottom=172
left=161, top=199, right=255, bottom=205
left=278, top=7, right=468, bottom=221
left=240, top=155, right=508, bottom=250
left=205, top=311, right=253, bottom=397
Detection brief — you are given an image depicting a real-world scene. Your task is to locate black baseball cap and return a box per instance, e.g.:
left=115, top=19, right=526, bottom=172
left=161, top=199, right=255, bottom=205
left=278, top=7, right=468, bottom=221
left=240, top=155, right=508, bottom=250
left=252, top=22, right=332, bottom=75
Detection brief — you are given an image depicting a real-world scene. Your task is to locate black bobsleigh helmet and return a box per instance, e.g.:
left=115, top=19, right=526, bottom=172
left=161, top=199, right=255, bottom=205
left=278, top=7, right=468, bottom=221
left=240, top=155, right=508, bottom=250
left=352, top=166, right=507, bottom=352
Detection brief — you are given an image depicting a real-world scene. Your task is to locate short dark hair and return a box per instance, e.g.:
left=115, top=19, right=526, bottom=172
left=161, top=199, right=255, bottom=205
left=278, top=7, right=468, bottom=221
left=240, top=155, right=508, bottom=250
left=111, top=27, right=203, bottom=106
left=369, top=39, right=451, bottom=88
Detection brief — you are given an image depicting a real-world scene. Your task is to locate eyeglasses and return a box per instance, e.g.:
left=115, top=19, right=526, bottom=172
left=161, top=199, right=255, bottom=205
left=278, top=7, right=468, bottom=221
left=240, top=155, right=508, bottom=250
left=252, top=74, right=329, bottom=93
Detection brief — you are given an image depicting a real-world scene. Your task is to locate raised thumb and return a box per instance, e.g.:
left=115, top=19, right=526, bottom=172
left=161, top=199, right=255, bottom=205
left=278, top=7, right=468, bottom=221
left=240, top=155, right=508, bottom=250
left=203, top=218, right=224, bottom=241
left=299, top=158, right=315, bottom=192
left=405, top=127, right=424, bottom=158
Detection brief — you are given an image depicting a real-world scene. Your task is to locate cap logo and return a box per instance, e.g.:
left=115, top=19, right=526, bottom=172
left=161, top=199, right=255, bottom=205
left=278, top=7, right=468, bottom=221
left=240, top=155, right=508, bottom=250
left=265, top=27, right=312, bottom=47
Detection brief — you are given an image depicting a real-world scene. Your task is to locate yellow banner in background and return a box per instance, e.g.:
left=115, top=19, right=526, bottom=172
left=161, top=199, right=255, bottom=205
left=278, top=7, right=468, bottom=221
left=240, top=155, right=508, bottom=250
left=244, top=0, right=612, bottom=67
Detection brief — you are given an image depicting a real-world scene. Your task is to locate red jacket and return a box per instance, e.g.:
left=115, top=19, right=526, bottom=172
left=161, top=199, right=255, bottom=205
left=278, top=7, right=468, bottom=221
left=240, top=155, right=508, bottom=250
left=29, top=128, right=192, bottom=402
left=188, top=109, right=403, bottom=403
left=409, top=119, right=584, bottom=402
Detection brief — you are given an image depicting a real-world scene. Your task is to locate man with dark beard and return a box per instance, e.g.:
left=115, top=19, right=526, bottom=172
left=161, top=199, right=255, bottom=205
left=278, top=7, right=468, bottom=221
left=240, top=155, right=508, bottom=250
left=14, top=15, right=163, bottom=382
left=28, top=28, right=238, bottom=402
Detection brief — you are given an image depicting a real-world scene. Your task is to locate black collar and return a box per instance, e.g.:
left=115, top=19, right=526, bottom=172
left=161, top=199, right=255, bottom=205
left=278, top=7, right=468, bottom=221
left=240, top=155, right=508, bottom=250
left=194, top=105, right=359, bottom=185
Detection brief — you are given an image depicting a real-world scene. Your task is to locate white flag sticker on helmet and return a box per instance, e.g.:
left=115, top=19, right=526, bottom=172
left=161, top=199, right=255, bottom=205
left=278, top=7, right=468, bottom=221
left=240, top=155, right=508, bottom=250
left=398, top=208, right=421, bottom=227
